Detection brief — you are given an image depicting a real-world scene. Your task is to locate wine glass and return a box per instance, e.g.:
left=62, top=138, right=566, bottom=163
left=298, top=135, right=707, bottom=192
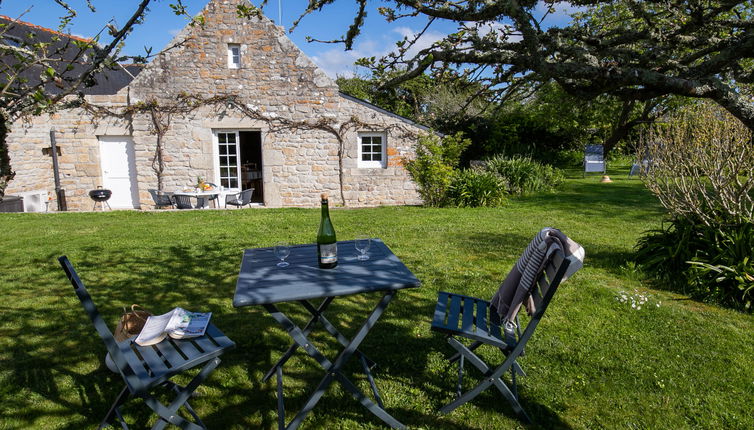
left=274, top=242, right=290, bottom=267
left=355, top=236, right=371, bottom=261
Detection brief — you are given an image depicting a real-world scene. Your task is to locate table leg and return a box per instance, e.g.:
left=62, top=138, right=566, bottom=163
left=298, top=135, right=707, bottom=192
left=299, top=300, right=377, bottom=369
left=263, top=291, right=405, bottom=430
left=263, top=297, right=335, bottom=382
left=264, top=298, right=376, bottom=382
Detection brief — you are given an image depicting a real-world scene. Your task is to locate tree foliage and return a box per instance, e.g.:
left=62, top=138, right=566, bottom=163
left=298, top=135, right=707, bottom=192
left=0, top=1, right=197, bottom=198
left=337, top=71, right=491, bottom=131
left=296, top=0, right=754, bottom=133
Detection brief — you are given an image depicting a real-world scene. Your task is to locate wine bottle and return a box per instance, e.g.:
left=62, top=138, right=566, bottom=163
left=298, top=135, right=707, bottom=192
left=317, top=193, right=337, bottom=269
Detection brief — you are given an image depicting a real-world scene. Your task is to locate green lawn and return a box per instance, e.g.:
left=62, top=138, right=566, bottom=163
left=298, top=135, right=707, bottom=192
left=1, top=172, right=753, bottom=429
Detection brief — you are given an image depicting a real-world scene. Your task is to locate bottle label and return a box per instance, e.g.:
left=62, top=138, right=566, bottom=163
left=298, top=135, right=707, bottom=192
left=319, top=243, right=337, bottom=264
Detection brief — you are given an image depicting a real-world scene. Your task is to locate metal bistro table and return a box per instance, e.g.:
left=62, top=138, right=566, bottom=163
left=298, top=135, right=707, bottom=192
left=233, top=239, right=420, bottom=429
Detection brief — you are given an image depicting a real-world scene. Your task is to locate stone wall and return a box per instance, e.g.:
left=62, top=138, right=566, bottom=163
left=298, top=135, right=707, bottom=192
left=5, top=95, right=132, bottom=211
left=5, top=0, right=422, bottom=211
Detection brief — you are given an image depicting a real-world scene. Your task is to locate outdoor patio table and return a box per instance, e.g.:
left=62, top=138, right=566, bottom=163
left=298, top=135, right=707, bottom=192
left=233, top=239, right=420, bottom=430
left=173, top=190, right=222, bottom=208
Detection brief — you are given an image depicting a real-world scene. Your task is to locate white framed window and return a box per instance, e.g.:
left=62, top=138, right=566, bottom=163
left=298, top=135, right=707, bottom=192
left=358, top=132, right=386, bottom=168
left=216, top=131, right=240, bottom=189
left=227, top=44, right=240, bottom=69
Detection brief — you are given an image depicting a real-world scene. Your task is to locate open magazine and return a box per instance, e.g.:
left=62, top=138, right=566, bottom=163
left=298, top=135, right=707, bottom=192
left=134, top=307, right=211, bottom=346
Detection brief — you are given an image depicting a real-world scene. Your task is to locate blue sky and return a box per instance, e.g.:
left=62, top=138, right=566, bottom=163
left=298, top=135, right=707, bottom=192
left=0, top=0, right=577, bottom=78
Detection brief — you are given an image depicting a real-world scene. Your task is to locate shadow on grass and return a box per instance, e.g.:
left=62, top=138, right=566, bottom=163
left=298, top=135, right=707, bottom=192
left=4, top=242, right=572, bottom=429
left=514, top=181, right=662, bottom=223
left=457, top=230, right=636, bottom=280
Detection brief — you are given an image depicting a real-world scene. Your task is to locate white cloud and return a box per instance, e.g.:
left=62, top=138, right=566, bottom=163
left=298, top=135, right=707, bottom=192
left=392, top=26, right=446, bottom=58
left=311, top=48, right=365, bottom=78
left=310, top=26, right=447, bottom=78
left=310, top=13, right=541, bottom=78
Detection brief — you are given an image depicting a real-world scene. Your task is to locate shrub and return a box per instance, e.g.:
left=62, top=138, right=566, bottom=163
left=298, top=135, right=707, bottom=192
left=639, top=101, right=754, bottom=226
left=403, top=132, right=471, bottom=207
left=634, top=217, right=700, bottom=289
left=485, top=155, right=565, bottom=195
left=635, top=102, right=754, bottom=311
left=635, top=217, right=754, bottom=311
left=446, top=169, right=507, bottom=208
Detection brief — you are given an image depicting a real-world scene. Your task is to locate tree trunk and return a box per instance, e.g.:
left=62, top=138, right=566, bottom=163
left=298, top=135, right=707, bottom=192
left=603, top=100, right=659, bottom=157
left=0, top=109, right=14, bottom=201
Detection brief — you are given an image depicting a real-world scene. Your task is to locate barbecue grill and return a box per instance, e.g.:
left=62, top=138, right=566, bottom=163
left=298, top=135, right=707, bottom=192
left=89, top=187, right=112, bottom=211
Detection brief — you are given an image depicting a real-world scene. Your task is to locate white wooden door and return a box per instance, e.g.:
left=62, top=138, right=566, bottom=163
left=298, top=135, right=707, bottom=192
left=214, top=131, right=241, bottom=191
left=99, top=136, right=140, bottom=209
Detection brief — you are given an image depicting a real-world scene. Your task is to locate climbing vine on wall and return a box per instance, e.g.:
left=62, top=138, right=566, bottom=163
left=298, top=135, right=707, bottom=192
left=78, top=92, right=418, bottom=206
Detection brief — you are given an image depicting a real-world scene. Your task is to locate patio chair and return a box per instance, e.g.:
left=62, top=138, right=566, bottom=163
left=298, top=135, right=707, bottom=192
left=205, top=183, right=219, bottom=207
left=225, top=188, right=254, bottom=209
left=173, top=194, right=197, bottom=209
left=584, top=144, right=606, bottom=176
left=58, top=256, right=235, bottom=429
left=430, top=228, right=584, bottom=423
left=148, top=189, right=174, bottom=209
left=629, top=152, right=652, bottom=177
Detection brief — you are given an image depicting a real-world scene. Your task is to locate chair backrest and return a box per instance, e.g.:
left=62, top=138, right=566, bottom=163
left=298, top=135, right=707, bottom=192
left=240, top=188, right=254, bottom=204
left=58, top=256, right=131, bottom=376
left=529, top=249, right=572, bottom=318
left=510, top=249, right=576, bottom=353
left=148, top=189, right=172, bottom=206
left=173, top=194, right=194, bottom=209
left=584, top=144, right=604, bottom=161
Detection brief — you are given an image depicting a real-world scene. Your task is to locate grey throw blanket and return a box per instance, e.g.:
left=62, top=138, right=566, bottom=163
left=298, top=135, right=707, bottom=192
left=490, top=227, right=584, bottom=324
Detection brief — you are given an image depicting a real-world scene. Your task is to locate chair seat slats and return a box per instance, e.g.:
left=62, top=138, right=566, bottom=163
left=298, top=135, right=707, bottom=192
left=488, top=315, right=502, bottom=342
left=191, top=334, right=222, bottom=356
left=136, top=343, right=172, bottom=375
left=475, top=300, right=488, bottom=334
left=205, top=324, right=235, bottom=349
left=433, top=291, right=450, bottom=328
left=461, top=297, right=475, bottom=332
left=151, top=339, right=190, bottom=369
left=431, top=292, right=506, bottom=349
left=173, top=337, right=204, bottom=359
left=446, top=294, right=462, bottom=330
left=118, top=343, right=155, bottom=388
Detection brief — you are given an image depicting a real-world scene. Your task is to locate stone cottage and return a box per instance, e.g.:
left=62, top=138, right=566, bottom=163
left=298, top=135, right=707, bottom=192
left=3, top=0, right=426, bottom=211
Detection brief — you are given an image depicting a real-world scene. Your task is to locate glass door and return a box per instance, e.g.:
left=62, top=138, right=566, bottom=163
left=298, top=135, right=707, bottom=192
left=216, top=131, right=240, bottom=189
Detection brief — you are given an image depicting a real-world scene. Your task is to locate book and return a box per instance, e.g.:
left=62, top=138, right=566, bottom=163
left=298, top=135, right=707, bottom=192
left=134, top=307, right=211, bottom=346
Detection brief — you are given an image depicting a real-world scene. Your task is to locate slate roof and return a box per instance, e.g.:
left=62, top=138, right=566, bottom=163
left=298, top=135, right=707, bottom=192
left=0, top=15, right=141, bottom=96
left=339, top=92, right=432, bottom=132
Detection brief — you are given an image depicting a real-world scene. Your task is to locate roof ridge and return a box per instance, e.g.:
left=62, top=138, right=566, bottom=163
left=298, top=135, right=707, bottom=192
left=0, top=14, right=94, bottom=44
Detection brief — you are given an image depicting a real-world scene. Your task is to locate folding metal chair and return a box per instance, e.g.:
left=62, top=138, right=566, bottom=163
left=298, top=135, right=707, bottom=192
left=173, top=194, right=197, bottom=209
left=225, top=188, right=254, bottom=209
left=584, top=144, right=606, bottom=176
left=430, top=248, right=580, bottom=423
left=58, top=256, right=235, bottom=429
left=148, top=189, right=175, bottom=209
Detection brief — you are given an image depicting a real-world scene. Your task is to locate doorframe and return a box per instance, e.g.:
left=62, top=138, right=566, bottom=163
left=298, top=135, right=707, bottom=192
left=98, top=135, right=140, bottom=209
left=211, top=128, right=264, bottom=204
